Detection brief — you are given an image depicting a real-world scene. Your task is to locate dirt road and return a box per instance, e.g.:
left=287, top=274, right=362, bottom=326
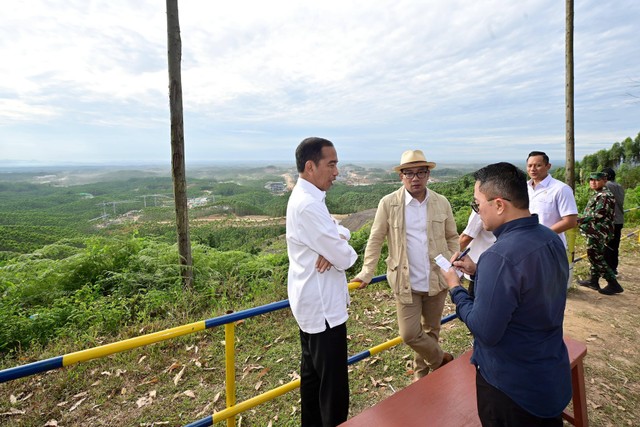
left=563, top=245, right=639, bottom=426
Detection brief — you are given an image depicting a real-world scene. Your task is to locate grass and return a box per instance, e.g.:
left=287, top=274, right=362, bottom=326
left=0, top=279, right=474, bottom=426
left=2, top=227, right=638, bottom=426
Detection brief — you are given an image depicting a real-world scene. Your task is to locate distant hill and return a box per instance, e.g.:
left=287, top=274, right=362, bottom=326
left=339, top=208, right=377, bottom=232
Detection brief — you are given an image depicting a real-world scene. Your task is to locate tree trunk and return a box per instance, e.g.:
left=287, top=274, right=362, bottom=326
left=166, top=0, right=193, bottom=288
left=565, top=0, right=575, bottom=190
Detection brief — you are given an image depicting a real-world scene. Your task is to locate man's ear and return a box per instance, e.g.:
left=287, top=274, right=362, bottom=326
left=305, top=160, right=315, bottom=173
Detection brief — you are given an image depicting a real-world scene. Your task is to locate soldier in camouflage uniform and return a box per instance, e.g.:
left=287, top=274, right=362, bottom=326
left=577, top=172, right=623, bottom=295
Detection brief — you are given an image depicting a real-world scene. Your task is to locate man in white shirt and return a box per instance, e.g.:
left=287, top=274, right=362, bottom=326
left=527, top=152, right=578, bottom=289
left=526, top=151, right=578, bottom=249
left=286, top=137, right=358, bottom=427
left=352, top=149, right=458, bottom=380
left=459, top=210, right=496, bottom=296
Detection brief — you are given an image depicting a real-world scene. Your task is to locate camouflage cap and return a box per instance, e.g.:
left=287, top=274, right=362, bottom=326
left=589, top=172, right=605, bottom=180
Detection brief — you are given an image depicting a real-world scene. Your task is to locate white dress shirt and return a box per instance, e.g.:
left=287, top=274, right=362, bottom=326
left=528, top=174, right=578, bottom=248
left=286, top=178, right=358, bottom=334
left=462, top=211, right=496, bottom=263
left=404, top=189, right=430, bottom=292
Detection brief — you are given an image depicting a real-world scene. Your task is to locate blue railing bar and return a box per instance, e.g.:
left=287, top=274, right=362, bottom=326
left=347, top=312, right=459, bottom=365
left=204, top=300, right=290, bottom=329
left=0, top=356, right=63, bottom=384
left=1, top=275, right=390, bottom=384
left=185, top=417, right=214, bottom=427
left=203, top=275, right=387, bottom=328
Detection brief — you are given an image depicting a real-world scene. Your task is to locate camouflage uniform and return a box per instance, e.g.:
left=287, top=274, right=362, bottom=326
left=579, top=187, right=615, bottom=280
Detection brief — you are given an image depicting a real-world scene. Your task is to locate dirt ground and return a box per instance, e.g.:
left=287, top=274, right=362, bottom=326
left=563, top=247, right=639, bottom=426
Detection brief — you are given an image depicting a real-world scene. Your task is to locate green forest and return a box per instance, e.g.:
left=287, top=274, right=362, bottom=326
left=1, top=134, right=640, bottom=426
left=1, top=133, right=640, bottom=355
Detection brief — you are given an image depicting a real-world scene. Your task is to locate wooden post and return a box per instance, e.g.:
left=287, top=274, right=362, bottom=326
left=166, top=0, right=193, bottom=288
left=565, top=0, right=575, bottom=190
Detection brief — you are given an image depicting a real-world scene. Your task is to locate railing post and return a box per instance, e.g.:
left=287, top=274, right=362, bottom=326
left=225, top=310, right=236, bottom=427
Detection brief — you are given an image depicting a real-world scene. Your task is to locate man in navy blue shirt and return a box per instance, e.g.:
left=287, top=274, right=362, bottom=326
left=441, top=162, right=572, bottom=426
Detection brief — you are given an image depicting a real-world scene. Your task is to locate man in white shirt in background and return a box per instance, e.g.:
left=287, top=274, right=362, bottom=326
left=286, top=137, right=358, bottom=427
left=526, top=151, right=578, bottom=286
left=459, top=210, right=496, bottom=297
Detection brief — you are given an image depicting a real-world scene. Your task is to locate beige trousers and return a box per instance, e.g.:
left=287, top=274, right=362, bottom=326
left=395, top=289, right=447, bottom=378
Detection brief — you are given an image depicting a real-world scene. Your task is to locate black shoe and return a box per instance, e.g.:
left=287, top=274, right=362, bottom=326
left=578, top=277, right=599, bottom=290
left=599, top=279, right=623, bottom=295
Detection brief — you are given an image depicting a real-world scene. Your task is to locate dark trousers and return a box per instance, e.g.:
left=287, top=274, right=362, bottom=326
left=476, top=369, right=562, bottom=427
left=299, top=322, right=349, bottom=427
left=587, top=237, right=616, bottom=281
left=604, top=223, right=623, bottom=273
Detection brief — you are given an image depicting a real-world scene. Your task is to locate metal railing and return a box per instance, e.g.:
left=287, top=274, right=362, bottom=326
left=1, top=275, right=459, bottom=426
left=573, top=227, right=638, bottom=263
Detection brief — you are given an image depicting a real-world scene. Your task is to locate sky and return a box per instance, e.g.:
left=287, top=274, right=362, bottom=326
left=1, top=0, right=639, bottom=167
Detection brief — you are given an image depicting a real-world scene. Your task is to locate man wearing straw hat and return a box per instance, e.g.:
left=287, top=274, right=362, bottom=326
left=352, top=149, right=458, bottom=380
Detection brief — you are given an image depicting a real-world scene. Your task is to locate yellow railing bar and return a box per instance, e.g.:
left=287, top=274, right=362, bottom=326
left=63, top=320, right=206, bottom=366
left=212, top=379, right=302, bottom=424
left=224, top=311, right=236, bottom=427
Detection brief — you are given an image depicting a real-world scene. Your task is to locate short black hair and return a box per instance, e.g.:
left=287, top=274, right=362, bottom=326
left=473, top=162, right=529, bottom=210
left=527, top=151, right=550, bottom=164
left=602, top=167, right=616, bottom=181
left=295, top=137, right=334, bottom=173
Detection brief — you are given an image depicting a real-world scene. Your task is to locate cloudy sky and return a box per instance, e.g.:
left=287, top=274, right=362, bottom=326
left=1, top=0, right=638, bottom=167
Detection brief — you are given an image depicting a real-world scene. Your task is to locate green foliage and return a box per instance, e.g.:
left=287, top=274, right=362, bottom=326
left=0, top=234, right=290, bottom=353
left=192, top=222, right=285, bottom=254
left=0, top=225, right=77, bottom=253
left=576, top=132, right=640, bottom=186
left=348, top=224, right=388, bottom=277
left=430, top=174, right=475, bottom=233
left=622, top=185, right=640, bottom=224
left=325, top=183, right=398, bottom=214
left=1, top=154, right=638, bottom=356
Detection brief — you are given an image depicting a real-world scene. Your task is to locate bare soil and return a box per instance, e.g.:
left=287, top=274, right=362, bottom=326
left=563, top=241, right=639, bottom=426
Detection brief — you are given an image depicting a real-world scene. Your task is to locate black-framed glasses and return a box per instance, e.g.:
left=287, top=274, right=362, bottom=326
left=402, top=169, right=430, bottom=179
left=470, top=197, right=511, bottom=213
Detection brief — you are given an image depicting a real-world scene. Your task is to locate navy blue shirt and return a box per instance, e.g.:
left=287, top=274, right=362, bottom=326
left=450, top=214, right=572, bottom=418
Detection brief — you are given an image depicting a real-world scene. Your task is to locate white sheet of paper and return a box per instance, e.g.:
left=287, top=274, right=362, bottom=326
left=435, top=254, right=462, bottom=278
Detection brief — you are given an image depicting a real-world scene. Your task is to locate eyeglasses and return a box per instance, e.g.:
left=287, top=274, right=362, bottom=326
left=470, top=197, right=511, bottom=213
left=402, top=170, right=430, bottom=179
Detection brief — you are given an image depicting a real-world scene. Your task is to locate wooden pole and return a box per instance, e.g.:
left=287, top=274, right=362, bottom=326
left=565, top=0, right=575, bottom=190
left=166, top=0, right=193, bottom=287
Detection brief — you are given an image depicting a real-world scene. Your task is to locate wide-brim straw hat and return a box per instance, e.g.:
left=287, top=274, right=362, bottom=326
left=393, top=149, right=437, bottom=172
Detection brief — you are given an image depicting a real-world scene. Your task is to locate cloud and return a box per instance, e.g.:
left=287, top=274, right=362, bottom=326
left=0, top=0, right=638, bottom=165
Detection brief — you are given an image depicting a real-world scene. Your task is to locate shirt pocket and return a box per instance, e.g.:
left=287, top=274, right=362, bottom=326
left=430, top=213, right=448, bottom=241
left=534, top=194, right=555, bottom=213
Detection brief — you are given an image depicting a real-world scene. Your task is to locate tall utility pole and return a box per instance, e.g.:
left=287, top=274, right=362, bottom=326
left=565, top=0, right=575, bottom=190
left=166, top=0, right=193, bottom=288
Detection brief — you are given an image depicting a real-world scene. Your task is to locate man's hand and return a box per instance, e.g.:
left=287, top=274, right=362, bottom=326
left=350, top=277, right=369, bottom=289
left=440, top=267, right=462, bottom=289
left=316, top=255, right=333, bottom=273
left=449, top=251, right=477, bottom=276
